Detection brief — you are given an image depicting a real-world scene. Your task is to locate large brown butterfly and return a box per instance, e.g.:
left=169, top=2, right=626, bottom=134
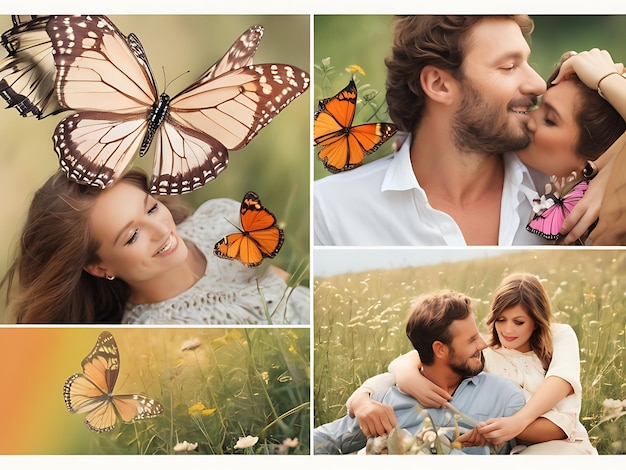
left=314, top=79, right=397, bottom=173
left=47, top=15, right=310, bottom=194
left=214, top=192, right=284, bottom=268
left=63, top=331, right=163, bottom=432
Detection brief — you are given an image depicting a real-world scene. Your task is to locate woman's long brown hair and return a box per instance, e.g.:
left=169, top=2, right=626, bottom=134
left=1, top=168, right=188, bottom=324
left=486, top=272, right=554, bottom=370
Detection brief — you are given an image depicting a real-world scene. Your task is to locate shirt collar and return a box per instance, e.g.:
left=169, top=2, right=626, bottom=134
left=503, top=151, right=539, bottom=203
left=380, top=135, right=539, bottom=200
left=380, top=134, right=423, bottom=192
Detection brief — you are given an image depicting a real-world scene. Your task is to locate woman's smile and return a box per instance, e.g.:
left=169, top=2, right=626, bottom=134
left=154, top=233, right=178, bottom=256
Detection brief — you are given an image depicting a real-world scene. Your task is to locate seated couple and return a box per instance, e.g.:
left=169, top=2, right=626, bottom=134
left=314, top=275, right=596, bottom=455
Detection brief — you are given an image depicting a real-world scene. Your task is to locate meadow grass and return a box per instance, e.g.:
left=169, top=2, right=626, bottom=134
left=314, top=249, right=626, bottom=455
left=85, top=328, right=309, bottom=454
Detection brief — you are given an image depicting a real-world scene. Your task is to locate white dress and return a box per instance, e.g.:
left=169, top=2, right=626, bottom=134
left=122, top=198, right=310, bottom=325
left=483, top=323, right=596, bottom=454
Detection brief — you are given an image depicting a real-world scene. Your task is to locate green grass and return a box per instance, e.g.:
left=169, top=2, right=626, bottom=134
left=80, top=328, right=310, bottom=454
left=314, top=249, right=626, bottom=455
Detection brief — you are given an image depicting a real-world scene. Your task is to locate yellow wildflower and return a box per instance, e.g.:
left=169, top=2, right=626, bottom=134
left=188, top=402, right=206, bottom=415
left=345, top=64, right=365, bottom=76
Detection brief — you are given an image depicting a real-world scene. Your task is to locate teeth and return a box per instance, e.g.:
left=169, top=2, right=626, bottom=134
left=157, top=235, right=173, bottom=254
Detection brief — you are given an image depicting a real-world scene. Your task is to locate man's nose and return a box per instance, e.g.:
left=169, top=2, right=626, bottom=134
left=521, top=63, right=547, bottom=97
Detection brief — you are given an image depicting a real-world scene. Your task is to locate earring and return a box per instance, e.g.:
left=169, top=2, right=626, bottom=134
left=582, top=160, right=598, bottom=179
left=105, top=274, right=115, bottom=281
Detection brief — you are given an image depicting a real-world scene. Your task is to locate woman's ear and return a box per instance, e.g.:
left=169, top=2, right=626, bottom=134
left=83, top=263, right=109, bottom=279
left=420, top=65, right=456, bottom=105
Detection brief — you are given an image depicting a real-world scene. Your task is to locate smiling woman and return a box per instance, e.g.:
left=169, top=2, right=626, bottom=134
left=0, top=15, right=310, bottom=324
left=2, top=167, right=310, bottom=324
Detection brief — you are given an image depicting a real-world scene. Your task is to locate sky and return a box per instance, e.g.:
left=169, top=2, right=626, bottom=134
left=313, top=247, right=527, bottom=277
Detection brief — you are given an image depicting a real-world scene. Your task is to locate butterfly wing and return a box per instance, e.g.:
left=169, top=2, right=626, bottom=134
left=199, top=24, right=263, bottom=82
left=527, top=181, right=588, bottom=240
left=55, top=112, right=149, bottom=188
left=150, top=119, right=229, bottom=194
left=63, top=331, right=163, bottom=432
left=214, top=191, right=284, bottom=267
left=47, top=15, right=158, bottom=188
left=63, top=331, right=120, bottom=432
left=169, top=62, right=310, bottom=151
left=314, top=79, right=397, bottom=172
left=0, top=15, right=62, bottom=118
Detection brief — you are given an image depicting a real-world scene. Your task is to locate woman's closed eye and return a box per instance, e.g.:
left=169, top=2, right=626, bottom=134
left=543, top=118, right=556, bottom=127
left=125, top=203, right=159, bottom=245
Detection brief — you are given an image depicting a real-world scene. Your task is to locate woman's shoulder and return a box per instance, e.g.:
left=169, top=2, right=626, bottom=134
left=189, top=198, right=240, bottom=220
left=550, top=322, right=576, bottom=336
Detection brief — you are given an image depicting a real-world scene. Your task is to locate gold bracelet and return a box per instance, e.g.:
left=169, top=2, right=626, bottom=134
left=597, top=71, right=621, bottom=99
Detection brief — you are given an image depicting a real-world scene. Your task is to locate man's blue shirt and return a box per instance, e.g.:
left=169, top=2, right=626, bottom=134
left=314, top=372, right=525, bottom=454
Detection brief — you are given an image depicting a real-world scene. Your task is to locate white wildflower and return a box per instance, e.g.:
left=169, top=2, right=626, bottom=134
left=234, top=435, right=258, bottom=449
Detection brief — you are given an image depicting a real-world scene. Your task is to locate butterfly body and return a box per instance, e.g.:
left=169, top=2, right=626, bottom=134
left=314, top=79, right=397, bottom=173
left=214, top=191, right=284, bottom=267
left=63, top=331, right=163, bottom=432
left=47, top=15, right=309, bottom=194
left=141, top=92, right=171, bottom=157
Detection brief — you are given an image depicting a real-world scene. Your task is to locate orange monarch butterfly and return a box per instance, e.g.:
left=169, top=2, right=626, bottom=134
left=214, top=191, right=284, bottom=268
left=63, top=331, right=164, bottom=433
left=314, top=78, right=397, bottom=173
left=0, top=15, right=62, bottom=118
left=47, top=15, right=310, bottom=195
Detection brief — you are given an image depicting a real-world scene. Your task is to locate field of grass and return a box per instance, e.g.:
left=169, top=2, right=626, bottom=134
left=94, top=328, right=310, bottom=455
left=0, top=327, right=309, bottom=454
left=314, top=249, right=626, bottom=455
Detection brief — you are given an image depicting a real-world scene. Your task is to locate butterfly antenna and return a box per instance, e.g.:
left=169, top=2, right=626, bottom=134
left=162, top=66, right=191, bottom=94
left=223, top=217, right=243, bottom=233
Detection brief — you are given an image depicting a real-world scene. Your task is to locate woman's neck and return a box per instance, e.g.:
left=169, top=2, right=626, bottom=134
left=128, top=239, right=206, bottom=305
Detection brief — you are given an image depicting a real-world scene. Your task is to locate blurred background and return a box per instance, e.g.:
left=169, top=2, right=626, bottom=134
left=0, top=15, right=310, bottom=323
left=313, top=15, right=626, bottom=180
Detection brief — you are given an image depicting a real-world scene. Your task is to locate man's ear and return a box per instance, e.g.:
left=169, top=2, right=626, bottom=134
left=432, top=340, right=448, bottom=359
left=83, top=263, right=109, bottom=279
left=420, top=65, right=456, bottom=105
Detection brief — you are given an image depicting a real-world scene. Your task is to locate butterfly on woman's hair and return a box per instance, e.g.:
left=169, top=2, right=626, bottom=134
left=0, top=15, right=62, bottom=119
left=526, top=178, right=588, bottom=240
left=63, top=331, right=163, bottom=432
left=214, top=191, right=284, bottom=268
left=314, top=79, right=397, bottom=173
left=46, top=15, right=310, bottom=195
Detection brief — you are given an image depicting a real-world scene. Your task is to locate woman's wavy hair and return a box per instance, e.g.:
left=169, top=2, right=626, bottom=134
left=1, top=168, right=189, bottom=324
left=547, top=51, right=626, bottom=161
left=486, top=272, right=553, bottom=370
left=385, top=15, right=534, bottom=133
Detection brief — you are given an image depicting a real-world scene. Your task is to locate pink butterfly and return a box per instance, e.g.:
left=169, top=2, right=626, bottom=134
left=526, top=180, right=588, bottom=240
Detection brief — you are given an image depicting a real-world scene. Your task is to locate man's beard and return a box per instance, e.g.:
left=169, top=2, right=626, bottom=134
left=449, top=347, right=484, bottom=377
left=451, top=78, right=535, bottom=155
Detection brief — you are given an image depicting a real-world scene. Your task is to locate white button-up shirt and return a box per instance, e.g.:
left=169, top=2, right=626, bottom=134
left=314, top=136, right=549, bottom=246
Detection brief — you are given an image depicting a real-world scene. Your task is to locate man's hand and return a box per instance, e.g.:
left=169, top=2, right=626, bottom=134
left=454, top=427, right=487, bottom=448
left=350, top=392, right=397, bottom=437
left=475, top=416, right=526, bottom=446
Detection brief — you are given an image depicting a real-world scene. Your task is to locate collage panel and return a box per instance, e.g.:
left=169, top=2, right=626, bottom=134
left=0, top=327, right=310, bottom=454
left=0, top=13, right=312, bottom=461
left=0, top=14, right=310, bottom=326
left=313, top=15, right=626, bottom=247
left=313, top=248, right=625, bottom=455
